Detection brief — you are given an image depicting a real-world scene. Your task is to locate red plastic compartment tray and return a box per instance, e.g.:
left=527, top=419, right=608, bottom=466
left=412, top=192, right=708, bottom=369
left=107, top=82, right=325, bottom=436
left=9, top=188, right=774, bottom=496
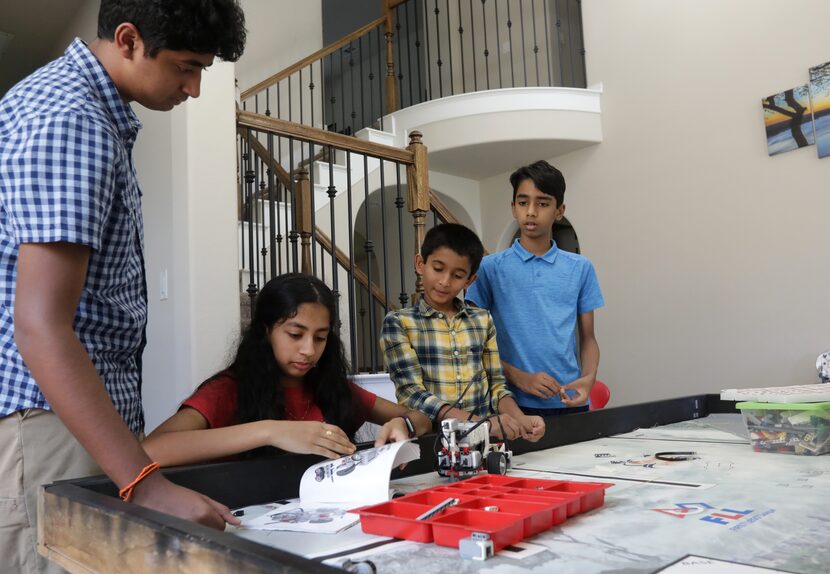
left=430, top=509, right=524, bottom=550
left=356, top=475, right=613, bottom=547
left=356, top=501, right=437, bottom=543
left=456, top=497, right=555, bottom=536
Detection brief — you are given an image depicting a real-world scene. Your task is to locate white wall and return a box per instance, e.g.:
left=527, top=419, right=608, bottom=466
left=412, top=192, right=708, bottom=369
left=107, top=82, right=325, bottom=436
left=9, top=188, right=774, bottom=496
left=235, top=0, right=323, bottom=93
left=481, top=0, right=830, bottom=407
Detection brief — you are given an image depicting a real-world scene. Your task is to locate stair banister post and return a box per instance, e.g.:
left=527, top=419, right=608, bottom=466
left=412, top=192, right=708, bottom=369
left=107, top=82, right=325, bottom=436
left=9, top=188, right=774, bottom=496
left=295, top=168, right=313, bottom=275
left=383, top=0, right=398, bottom=114
left=406, top=130, right=429, bottom=299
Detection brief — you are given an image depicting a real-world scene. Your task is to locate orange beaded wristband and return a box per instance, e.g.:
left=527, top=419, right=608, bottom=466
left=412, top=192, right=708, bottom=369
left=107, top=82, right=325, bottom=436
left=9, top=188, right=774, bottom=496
left=118, top=462, right=160, bottom=502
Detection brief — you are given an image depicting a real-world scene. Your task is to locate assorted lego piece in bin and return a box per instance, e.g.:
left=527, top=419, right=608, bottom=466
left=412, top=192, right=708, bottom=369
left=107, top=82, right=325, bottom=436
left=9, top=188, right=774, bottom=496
left=355, top=475, right=613, bottom=557
left=737, top=401, right=830, bottom=455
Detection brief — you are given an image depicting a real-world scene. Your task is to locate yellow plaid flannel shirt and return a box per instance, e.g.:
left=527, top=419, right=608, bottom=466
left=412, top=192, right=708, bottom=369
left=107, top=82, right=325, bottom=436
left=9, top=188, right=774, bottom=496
left=380, top=296, right=512, bottom=420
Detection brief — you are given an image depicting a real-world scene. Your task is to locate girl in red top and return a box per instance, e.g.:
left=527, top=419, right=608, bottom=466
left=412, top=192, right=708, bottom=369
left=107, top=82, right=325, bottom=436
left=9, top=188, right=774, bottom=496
left=144, top=274, right=430, bottom=466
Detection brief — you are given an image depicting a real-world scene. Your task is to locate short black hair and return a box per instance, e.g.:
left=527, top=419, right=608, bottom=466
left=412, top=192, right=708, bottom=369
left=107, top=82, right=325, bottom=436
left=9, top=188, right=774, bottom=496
left=420, top=223, right=484, bottom=276
left=509, top=160, right=566, bottom=207
left=98, top=0, right=247, bottom=62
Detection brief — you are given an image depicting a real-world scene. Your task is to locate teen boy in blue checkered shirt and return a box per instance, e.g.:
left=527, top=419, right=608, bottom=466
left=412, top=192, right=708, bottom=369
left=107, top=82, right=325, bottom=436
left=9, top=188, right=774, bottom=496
left=466, top=161, right=604, bottom=416
left=0, top=2, right=246, bottom=570
left=381, top=223, right=545, bottom=441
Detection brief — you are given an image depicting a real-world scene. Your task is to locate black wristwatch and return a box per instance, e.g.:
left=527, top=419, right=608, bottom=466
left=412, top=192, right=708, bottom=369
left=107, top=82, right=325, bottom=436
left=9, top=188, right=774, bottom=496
left=401, top=415, right=416, bottom=438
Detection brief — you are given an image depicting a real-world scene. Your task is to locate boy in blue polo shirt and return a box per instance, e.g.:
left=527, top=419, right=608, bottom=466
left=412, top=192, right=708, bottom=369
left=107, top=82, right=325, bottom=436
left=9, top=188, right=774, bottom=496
left=466, top=161, right=604, bottom=416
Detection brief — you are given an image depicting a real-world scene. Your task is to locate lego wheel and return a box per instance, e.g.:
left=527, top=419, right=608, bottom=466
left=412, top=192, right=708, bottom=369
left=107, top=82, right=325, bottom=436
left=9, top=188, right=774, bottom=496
left=486, top=451, right=508, bottom=475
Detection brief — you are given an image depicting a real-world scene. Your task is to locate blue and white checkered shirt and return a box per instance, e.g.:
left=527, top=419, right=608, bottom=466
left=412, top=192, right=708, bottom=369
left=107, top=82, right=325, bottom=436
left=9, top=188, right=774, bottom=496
left=0, top=39, right=147, bottom=434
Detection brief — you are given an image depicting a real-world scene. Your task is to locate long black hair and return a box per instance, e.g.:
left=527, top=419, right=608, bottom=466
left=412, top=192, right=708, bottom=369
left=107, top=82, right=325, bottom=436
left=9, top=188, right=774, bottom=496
left=221, top=273, right=360, bottom=437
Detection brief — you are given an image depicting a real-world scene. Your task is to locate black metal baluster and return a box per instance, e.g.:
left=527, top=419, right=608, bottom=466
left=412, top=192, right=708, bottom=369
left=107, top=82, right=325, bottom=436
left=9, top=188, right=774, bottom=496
left=378, top=159, right=390, bottom=313
left=328, top=53, right=336, bottom=130
left=238, top=133, right=246, bottom=288
left=394, top=163, right=407, bottom=307
left=288, top=137, right=298, bottom=271
left=258, top=160, right=266, bottom=286
left=363, top=154, right=377, bottom=371
left=277, top=136, right=290, bottom=275
left=320, top=243, right=326, bottom=283
left=494, top=0, right=503, bottom=87
left=345, top=151, right=357, bottom=372
left=519, top=0, right=528, bottom=85
left=359, top=37, right=366, bottom=130
left=376, top=28, right=385, bottom=130
left=414, top=0, right=425, bottom=103
left=433, top=0, right=443, bottom=98
left=349, top=42, right=356, bottom=134
left=566, top=0, right=575, bottom=86
left=531, top=0, right=540, bottom=85
left=309, top=63, right=315, bottom=128
left=543, top=0, right=553, bottom=86
left=243, top=130, right=257, bottom=303
left=319, top=58, right=325, bottom=129
left=299, top=67, right=304, bottom=126
left=309, top=140, right=317, bottom=275
left=327, top=145, right=339, bottom=325
left=369, top=32, right=377, bottom=131
left=358, top=287, right=367, bottom=371
left=404, top=3, right=413, bottom=107
left=445, top=0, right=454, bottom=95
left=267, top=133, right=277, bottom=278
left=339, top=48, right=346, bottom=133
left=576, top=0, right=587, bottom=88
left=469, top=0, right=477, bottom=91
left=424, top=0, right=433, bottom=100
left=482, top=0, right=491, bottom=90
left=288, top=76, right=292, bottom=123
left=554, top=1, right=565, bottom=85
left=507, top=0, right=515, bottom=87
left=457, top=0, right=466, bottom=93
left=395, top=11, right=405, bottom=106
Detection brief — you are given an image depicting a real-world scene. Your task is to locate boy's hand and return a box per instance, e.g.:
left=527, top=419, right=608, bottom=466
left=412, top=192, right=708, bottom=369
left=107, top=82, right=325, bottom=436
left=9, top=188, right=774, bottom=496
left=488, top=413, right=523, bottom=441
left=559, top=376, right=595, bottom=407
left=514, top=371, right=561, bottom=400
left=518, top=415, right=546, bottom=442
left=131, top=471, right=239, bottom=529
left=374, top=417, right=410, bottom=447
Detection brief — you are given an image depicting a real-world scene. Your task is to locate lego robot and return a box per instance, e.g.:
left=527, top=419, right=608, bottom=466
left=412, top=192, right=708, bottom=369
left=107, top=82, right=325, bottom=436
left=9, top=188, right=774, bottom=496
left=437, top=418, right=512, bottom=479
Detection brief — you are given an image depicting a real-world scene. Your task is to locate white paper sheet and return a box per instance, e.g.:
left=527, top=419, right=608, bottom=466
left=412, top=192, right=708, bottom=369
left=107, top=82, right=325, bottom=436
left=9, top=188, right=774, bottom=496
left=238, top=440, right=420, bottom=533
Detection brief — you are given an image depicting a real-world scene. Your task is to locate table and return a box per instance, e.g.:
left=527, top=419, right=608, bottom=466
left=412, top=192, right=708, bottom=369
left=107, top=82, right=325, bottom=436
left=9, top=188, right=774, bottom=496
left=40, top=395, right=830, bottom=573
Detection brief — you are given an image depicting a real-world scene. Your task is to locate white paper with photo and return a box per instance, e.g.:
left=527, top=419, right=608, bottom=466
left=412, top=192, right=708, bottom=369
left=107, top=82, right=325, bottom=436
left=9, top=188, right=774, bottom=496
left=241, top=500, right=360, bottom=534
left=300, top=440, right=420, bottom=505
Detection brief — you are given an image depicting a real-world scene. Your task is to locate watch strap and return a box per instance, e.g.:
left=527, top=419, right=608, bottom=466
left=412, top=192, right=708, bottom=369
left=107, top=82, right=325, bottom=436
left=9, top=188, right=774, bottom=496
left=402, top=415, right=416, bottom=438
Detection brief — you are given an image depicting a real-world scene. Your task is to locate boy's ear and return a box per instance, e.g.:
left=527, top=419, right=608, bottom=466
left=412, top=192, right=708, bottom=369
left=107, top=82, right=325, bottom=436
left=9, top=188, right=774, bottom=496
left=113, top=23, right=143, bottom=60
left=556, top=203, right=566, bottom=222
left=414, top=253, right=425, bottom=276
left=463, top=273, right=477, bottom=290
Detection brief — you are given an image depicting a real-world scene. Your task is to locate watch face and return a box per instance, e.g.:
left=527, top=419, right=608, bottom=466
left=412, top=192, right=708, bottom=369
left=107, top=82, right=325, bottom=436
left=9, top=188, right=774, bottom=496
left=818, top=352, right=830, bottom=382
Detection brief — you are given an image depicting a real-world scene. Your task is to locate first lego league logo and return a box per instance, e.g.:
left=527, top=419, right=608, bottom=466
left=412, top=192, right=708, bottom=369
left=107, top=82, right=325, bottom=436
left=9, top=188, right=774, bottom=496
left=653, top=502, right=776, bottom=531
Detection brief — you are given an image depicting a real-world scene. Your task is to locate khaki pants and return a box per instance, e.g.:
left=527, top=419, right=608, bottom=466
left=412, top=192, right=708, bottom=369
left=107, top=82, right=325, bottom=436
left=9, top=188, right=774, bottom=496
left=0, top=409, right=99, bottom=574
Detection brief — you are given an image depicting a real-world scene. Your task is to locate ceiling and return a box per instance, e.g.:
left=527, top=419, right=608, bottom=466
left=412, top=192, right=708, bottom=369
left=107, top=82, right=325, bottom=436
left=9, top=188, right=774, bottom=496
left=0, top=0, right=88, bottom=95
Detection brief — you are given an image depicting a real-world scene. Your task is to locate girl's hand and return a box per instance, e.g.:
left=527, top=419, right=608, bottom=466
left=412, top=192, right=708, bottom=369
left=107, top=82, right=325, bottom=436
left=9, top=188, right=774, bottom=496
left=374, top=417, right=410, bottom=447
left=269, top=421, right=356, bottom=459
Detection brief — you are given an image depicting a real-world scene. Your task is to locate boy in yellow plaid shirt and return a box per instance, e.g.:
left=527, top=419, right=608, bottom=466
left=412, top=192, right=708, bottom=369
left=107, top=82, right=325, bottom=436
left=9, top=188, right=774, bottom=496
left=380, top=224, right=545, bottom=441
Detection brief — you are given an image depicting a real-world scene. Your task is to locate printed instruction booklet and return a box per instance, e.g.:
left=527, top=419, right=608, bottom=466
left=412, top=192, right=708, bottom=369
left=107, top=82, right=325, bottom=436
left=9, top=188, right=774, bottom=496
left=240, top=440, right=420, bottom=533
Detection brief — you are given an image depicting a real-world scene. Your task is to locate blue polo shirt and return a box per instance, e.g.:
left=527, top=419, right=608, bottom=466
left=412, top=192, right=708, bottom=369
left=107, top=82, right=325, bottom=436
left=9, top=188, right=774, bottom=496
left=465, top=239, right=604, bottom=409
